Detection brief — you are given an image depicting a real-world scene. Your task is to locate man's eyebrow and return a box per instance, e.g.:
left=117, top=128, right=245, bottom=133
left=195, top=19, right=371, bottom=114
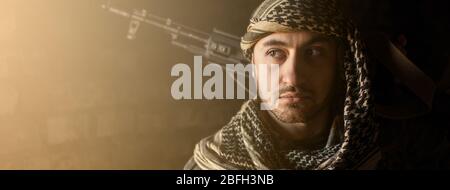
left=304, top=35, right=334, bottom=47
left=262, top=39, right=289, bottom=47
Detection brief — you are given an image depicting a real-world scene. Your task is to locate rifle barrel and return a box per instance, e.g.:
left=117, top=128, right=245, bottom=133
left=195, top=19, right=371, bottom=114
left=103, top=4, right=210, bottom=44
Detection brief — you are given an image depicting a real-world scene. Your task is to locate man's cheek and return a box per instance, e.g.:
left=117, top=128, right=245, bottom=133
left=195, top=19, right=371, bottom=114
left=256, top=64, right=280, bottom=110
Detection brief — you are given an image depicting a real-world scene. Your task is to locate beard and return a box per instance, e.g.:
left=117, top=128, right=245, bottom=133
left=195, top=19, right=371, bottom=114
left=271, top=101, right=308, bottom=123
left=268, top=85, right=317, bottom=124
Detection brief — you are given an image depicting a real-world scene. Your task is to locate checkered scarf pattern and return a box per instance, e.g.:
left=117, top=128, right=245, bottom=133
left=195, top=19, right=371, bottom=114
left=192, top=0, right=379, bottom=170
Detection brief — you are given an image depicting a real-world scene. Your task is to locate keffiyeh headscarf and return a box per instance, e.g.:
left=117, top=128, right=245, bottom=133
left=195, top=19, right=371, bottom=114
left=191, top=0, right=379, bottom=170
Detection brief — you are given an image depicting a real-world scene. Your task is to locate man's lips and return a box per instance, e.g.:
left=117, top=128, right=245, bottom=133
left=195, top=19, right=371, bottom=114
left=280, top=92, right=309, bottom=99
left=279, top=92, right=310, bottom=103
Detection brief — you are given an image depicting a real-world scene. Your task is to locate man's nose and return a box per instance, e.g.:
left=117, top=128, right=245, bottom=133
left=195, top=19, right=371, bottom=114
left=280, top=52, right=306, bottom=85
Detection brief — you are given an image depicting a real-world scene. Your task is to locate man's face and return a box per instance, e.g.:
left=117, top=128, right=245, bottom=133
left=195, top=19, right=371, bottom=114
left=254, top=31, right=340, bottom=123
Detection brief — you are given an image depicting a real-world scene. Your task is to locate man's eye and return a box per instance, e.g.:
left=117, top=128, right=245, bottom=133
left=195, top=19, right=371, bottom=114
left=266, top=49, right=286, bottom=59
left=305, top=48, right=322, bottom=56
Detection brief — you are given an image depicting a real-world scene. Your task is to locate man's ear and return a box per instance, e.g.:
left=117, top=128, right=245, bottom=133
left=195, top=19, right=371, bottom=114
left=251, top=53, right=255, bottom=64
left=251, top=54, right=257, bottom=79
left=336, top=40, right=346, bottom=82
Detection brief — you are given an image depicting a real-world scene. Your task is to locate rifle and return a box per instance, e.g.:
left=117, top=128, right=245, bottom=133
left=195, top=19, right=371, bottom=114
left=101, top=1, right=249, bottom=66
left=101, top=1, right=254, bottom=95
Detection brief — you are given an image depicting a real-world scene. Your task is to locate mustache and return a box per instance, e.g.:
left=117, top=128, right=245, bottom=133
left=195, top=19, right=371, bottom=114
left=278, top=85, right=312, bottom=98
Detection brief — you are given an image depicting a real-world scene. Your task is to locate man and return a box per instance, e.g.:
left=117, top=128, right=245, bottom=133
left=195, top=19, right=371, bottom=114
left=185, top=0, right=379, bottom=170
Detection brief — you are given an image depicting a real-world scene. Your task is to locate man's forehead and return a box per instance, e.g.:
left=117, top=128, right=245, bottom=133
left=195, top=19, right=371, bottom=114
left=257, top=31, right=334, bottom=48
